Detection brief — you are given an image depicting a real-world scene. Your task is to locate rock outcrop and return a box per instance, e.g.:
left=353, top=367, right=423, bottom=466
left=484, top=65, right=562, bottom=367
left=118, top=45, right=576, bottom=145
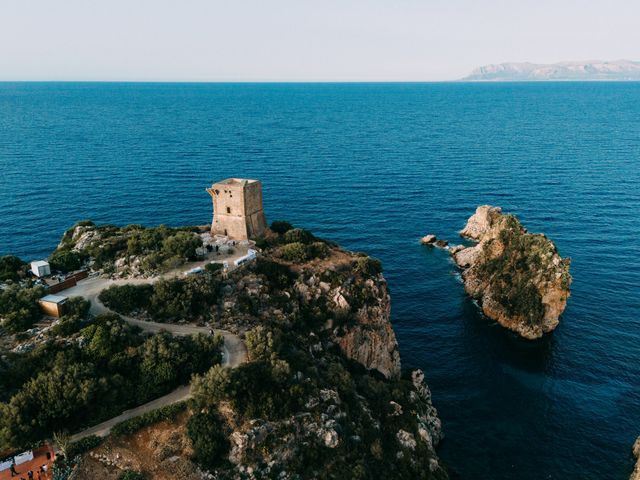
left=331, top=278, right=401, bottom=379
left=452, top=206, right=571, bottom=339
left=631, top=437, right=640, bottom=480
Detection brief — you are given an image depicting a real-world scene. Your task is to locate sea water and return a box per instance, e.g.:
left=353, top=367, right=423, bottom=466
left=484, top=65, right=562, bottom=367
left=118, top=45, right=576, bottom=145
left=1, top=82, right=639, bottom=479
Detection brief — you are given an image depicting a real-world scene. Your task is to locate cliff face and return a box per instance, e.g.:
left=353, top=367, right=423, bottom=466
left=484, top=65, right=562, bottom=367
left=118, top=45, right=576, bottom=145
left=452, top=206, right=571, bottom=339
left=294, top=266, right=401, bottom=379
left=334, top=280, right=401, bottom=379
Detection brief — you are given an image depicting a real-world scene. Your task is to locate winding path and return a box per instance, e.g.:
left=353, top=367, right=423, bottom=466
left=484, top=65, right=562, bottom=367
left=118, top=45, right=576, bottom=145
left=65, top=261, right=248, bottom=442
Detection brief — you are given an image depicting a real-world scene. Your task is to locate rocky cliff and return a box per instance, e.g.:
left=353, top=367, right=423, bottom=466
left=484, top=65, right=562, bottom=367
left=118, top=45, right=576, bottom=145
left=72, top=224, right=446, bottom=479
left=451, top=206, right=571, bottom=339
left=293, top=260, right=401, bottom=379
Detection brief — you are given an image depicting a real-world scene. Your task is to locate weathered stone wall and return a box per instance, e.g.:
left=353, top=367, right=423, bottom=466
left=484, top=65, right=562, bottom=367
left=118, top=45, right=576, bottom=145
left=208, top=179, right=266, bottom=240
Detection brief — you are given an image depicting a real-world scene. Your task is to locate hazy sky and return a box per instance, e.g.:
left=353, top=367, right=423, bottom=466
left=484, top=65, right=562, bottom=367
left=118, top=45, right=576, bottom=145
left=1, top=0, right=639, bottom=81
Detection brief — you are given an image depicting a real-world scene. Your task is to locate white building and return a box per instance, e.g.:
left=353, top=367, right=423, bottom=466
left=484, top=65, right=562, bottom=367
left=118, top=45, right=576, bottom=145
left=30, top=260, right=51, bottom=277
left=234, top=248, right=257, bottom=267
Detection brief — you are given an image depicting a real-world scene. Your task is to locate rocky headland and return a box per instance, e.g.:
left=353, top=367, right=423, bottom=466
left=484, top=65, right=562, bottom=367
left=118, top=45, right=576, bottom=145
left=0, top=221, right=447, bottom=479
left=450, top=206, right=571, bottom=339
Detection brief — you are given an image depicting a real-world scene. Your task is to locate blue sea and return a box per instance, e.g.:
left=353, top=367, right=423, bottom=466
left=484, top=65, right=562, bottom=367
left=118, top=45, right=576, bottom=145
left=1, top=82, right=639, bottom=479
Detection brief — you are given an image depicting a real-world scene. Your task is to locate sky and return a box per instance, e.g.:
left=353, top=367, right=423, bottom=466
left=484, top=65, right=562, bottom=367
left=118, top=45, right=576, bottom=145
left=1, top=0, right=639, bottom=81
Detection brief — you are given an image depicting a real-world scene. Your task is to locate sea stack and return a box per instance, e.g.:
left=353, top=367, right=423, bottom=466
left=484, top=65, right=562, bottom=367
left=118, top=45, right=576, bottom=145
left=451, top=206, right=571, bottom=339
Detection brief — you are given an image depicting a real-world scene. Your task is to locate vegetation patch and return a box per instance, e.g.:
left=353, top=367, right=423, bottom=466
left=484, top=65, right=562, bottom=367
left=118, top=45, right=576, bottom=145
left=112, top=402, right=188, bottom=436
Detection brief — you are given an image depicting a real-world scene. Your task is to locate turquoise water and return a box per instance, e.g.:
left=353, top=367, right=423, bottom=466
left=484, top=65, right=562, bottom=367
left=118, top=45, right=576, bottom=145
left=1, top=82, right=639, bottom=479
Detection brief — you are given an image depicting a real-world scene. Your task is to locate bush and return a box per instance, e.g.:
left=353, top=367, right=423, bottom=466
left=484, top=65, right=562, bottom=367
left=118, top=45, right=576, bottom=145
left=245, top=326, right=279, bottom=362
left=0, top=255, right=25, bottom=281
left=270, top=220, right=293, bottom=234
left=66, top=435, right=103, bottom=458
left=63, top=297, right=91, bottom=318
left=118, top=470, right=144, bottom=480
left=308, top=241, right=331, bottom=259
left=284, top=228, right=314, bottom=244
left=0, top=284, right=45, bottom=333
left=162, top=232, right=202, bottom=260
left=353, top=256, right=383, bottom=277
left=280, top=242, right=310, bottom=263
left=48, top=249, right=83, bottom=273
left=99, top=284, right=153, bottom=315
left=187, top=410, right=229, bottom=470
left=191, top=365, right=231, bottom=409
left=112, top=402, right=187, bottom=436
left=254, top=259, right=295, bottom=289
left=205, top=262, right=223, bottom=274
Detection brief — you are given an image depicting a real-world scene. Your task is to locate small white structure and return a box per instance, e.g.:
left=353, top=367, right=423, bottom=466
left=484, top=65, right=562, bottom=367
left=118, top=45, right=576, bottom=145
left=234, top=248, right=257, bottom=267
left=184, top=266, right=205, bottom=276
left=13, top=449, right=34, bottom=465
left=30, top=260, right=51, bottom=277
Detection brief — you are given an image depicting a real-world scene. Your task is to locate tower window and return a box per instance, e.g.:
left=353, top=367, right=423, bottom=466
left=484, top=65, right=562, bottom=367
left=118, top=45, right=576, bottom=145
left=226, top=207, right=231, bottom=214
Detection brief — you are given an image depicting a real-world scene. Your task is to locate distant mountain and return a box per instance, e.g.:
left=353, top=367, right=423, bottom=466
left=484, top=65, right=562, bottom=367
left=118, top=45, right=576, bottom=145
left=462, top=60, right=640, bottom=81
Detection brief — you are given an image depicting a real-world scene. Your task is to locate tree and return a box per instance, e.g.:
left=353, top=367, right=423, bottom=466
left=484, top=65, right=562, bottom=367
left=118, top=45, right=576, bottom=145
left=48, top=249, right=83, bottom=272
left=245, top=326, right=278, bottom=362
left=162, top=232, right=202, bottom=260
left=0, top=362, right=102, bottom=446
left=0, top=255, right=25, bottom=281
left=191, top=364, right=231, bottom=409
left=187, top=410, right=229, bottom=470
left=98, top=284, right=152, bottom=314
left=0, top=284, right=45, bottom=333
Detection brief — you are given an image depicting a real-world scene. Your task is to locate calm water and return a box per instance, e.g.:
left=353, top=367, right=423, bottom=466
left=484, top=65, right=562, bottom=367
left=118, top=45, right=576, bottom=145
left=1, top=82, right=639, bottom=479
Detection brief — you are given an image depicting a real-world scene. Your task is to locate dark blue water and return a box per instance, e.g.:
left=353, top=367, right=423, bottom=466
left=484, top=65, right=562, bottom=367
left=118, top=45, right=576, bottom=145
left=1, top=82, right=639, bottom=479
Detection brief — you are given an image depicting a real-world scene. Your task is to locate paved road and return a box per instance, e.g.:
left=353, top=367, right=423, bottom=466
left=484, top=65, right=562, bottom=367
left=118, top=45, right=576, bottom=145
left=65, top=262, right=248, bottom=442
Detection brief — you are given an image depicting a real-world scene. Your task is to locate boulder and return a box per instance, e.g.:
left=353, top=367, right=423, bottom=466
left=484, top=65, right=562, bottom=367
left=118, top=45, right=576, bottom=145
left=420, top=235, right=437, bottom=245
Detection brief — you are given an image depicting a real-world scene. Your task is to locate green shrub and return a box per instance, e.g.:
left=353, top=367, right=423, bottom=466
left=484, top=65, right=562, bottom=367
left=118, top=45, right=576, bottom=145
left=280, top=242, right=310, bottom=263
left=254, top=259, right=295, bottom=289
left=64, top=297, right=91, bottom=318
left=99, top=284, right=153, bottom=314
left=0, top=255, right=25, bottom=281
left=309, top=241, right=331, bottom=259
left=112, top=402, right=187, bottom=436
left=118, top=470, right=144, bottom=480
left=48, top=249, right=83, bottom=273
left=162, top=232, right=202, bottom=260
left=283, top=228, right=314, bottom=244
left=191, top=365, right=232, bottom=409
left=66, top=435, right=103, bottom=458
left=187, top=410, right=229, bottom=470
left=205, top=262, right=223, bottom=274
left=270, top=220, right=293, bottom=234
left=353, top=256, right=383, bottom=277
left=0, top=284, right=45, bottom=333
left=245, top=326, right=278, bottom=362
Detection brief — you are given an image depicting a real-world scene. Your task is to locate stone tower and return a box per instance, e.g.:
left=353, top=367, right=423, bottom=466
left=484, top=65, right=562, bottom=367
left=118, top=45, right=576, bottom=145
left=206, top=178, right=267, bottom=240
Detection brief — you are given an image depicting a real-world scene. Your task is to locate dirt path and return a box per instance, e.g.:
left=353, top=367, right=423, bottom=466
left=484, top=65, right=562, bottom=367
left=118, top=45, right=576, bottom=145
left=65, top=257, right=249, bottom=442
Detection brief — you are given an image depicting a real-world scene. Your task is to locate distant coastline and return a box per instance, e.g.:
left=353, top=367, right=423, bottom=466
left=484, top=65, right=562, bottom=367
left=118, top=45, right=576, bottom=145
left=462, top=60, right=640, bottom=81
